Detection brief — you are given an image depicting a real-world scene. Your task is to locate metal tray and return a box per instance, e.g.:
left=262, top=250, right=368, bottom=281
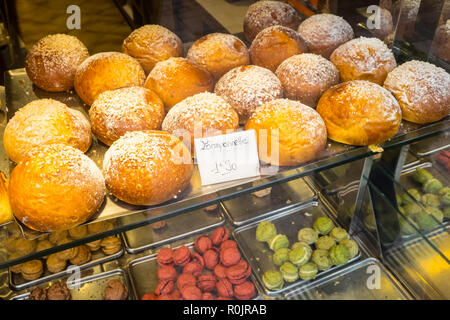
left=285, top=258, right=412, bottom=300
left=9, top=245, right=124, bottom=291
left=122, top=206, right=225, bottom=254
left=385, top=230, right=450, bottom=299
left=128, top=242, right=262, bottom=300
left=409, top=131, right=450, bottom=158
left=233, top=201, right=362, bottom=297
left=11, top=268, right=131, bottom=300
left=220, top=177, right=316, bottom=226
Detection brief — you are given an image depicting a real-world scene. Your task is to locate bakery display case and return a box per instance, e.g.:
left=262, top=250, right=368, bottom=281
left=0, top=0, right=448, bottom=300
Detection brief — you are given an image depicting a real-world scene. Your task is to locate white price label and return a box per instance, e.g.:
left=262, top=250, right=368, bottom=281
left=194, top=130, right=260, bottom=186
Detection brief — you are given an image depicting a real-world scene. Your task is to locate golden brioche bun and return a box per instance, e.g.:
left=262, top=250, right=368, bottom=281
left=297, top=14, right=354, bottom=59
left=9, top=144, right=106, bottom=232
left=186, top=33, right=250, bottom=80
left=25, top=34, right=89, bottom=92
left=161, top=92, right=239, bottom=154
left=89, top=86, right=165, bottom=146
left=122, top=24, right=183, bottom=74
left=275, top=53, right=339, bottom=107
left=243, top=1, right=301, bottom=42
left=383, top=60, right=450, bottom=124
left=317, top=80, right=402, bottom=146
left=4, top=99, right=92, bottom=163
left=214, top=65, right=283, bottom=124
left=249, top=25, right=308, bottom=72
left=330, top=37, right=396, bottom=85
left=144, top=57, right=214, bottom=111
left=74, top=52, right=146, bottom=106
left=103, top=130, right=193, bottom=205
left=244, top=99, right=327, bottom=166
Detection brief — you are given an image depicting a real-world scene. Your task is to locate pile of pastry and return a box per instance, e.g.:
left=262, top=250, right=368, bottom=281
left=256, top=216, right=358, bottom=291
left=4, top=0, right=449, bottom=235
left=142, top=227, right=256, bottom=300
left=7, top=221, right=121, bottom=281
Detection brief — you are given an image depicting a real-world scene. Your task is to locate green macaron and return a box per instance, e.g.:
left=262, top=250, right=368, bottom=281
left=268, top=234, right=290, bottom=251
left=262, top=270, right=284, bottom=291
left=280, top=262, right=299, bottom=283
left=297, top=228, right=318, bottom=245
left=256, top=221, right=277, bottom=242
left=289, top=246, right=311, bottom=267
left=313, top=217, right=335, bottom=235
left=329, top=244, right=350, bottom=266
left=311, top=249, right=332, bottom=271
left=272, top=248, right=291, bottom=266
left=299, top=262, right=318, bottom=280
left=315, top=236, right=336, bottom=250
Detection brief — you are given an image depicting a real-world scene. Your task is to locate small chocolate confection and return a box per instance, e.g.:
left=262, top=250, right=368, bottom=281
left=104, top=279, right=129, bottom=300
left=46, top=282, right=71, bottom=300
left=28, top=287, right=47, bottom=300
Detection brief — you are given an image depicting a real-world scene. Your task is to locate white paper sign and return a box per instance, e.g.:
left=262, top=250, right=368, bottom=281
left=194, top=130, right=260, bottom=186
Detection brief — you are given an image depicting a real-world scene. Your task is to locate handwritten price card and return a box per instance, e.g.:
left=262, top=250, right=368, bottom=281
left=194, top=130, right=260, bottom=186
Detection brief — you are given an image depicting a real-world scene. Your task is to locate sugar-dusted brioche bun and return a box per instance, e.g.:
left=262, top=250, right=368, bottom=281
left=103, top=130, right=193, bottom=205
left=244, top=1, right=301, bottom=42
left=4, top=99, right=91, bottom=163
left=244, top=99, right=327, bottom=166
left=317, top=80, right=402, bottom=146
left=74, top=52, right=146, bottom=106
left=9, top=144, right=106, bottom=232
left=432, top=20, right=450, bottom=63
left=275, top=53, right=339, bottom=107
left=25, top=34, right=89, bottom=92
left=122, top=24, right=183, bottom=74
left=249, top=25, right=308, bottom=73
left=89, top=86, right=165, bottom=146
left=144, top=57, right=214, bottom=111
left=297, top=14, right=353, bottom=59
left=214, top=65, right=283, bottom=124
left=162, top=92, right=239, bottom=154
left=186, top=33, right=250, bottom=80
left=330, top=37, right=396, bottom=85
left=383, top=60, right=450, bottom=124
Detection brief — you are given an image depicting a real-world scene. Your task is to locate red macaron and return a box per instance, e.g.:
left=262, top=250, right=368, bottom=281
left=191, top=253, right=205, bottom=267
left=197, top=274, right=217, bottom=292
left=216, top=278, right=234, bottom=298
left=220, top=247, right=241, bottom=267
left=155, top=280, right=175, bottom=295
left=220, top=239, right=238, bottom=251
left=211, top=227, right=230, bottom=246
left=157, top=265, right=177, bottom=282
left=233, top=281, right=256, bottom=300
left=177, top=273, right=197, bottom=290
left=202, top=292, right=215, bottom=300
left=213, top=264, right=228, bottom=280
left=181, top=285, right=202, bottom=300
left=183, top=261, right=203, bottom=277
left=173, top=246, right=191, bottom=267
left=226, top=259, right=252, bottom=285
left=156, top=247, right=174, bottom=267
left=194, top=235, right=213, bottom=254
left=141, top=293, right=157, bottom=300
left=203, top=248, right=219, bottom=269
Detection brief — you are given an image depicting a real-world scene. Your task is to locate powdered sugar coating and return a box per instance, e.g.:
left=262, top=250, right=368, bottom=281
left=74, top=52, right=146, bottom=106
left=103, top=130, right=193, bottom=205
left=9, top=143, right=105, bottom=232
left=244, top=1, right=301, bottom=42
left=330, top=37, right=397, bottom=85
left=4, top=99, right=92, bottom=163
left=122, top=25, right=183, bottom=74
left=297, top=14, right=354, bottom=59
left=25, top=34, right=89, bottom=92
left=275, top=53, right=339, bottom=107
left=383, top=60, right=450, bottom=124
left=245, top=98, right=327, bottom=166
left=317, top=80, right=402, bottom=145
left=215, top=65, right=283, bottom=123
left=89, top=86, right=165, bottom=146
left=162, top=92, right=239, bottom=152
left=186, top=33, right=250, bottom=80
